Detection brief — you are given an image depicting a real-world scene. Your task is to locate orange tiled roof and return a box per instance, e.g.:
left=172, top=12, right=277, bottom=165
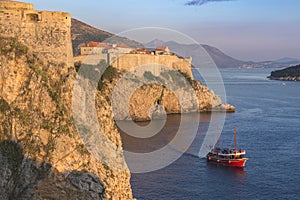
left=87, top=42, right=111, bottom=49
left=156, top=46, right=168, bottom=51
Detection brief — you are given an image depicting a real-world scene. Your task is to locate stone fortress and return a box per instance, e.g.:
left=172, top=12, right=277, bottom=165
left=0, top=1, right=73, bottom=67
left=0, top=0, right=191, bottom=79
left=78, top=41, right=194, bottom=79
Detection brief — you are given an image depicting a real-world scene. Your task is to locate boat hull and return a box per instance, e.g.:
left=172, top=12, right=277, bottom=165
left=207, top=157, right=248, bottom=168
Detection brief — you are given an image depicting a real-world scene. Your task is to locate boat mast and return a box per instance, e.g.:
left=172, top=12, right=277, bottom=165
left=234, top=127, right=237, bottom=150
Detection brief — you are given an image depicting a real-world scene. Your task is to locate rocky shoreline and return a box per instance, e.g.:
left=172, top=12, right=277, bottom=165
left=268, top=76, right=300, bottom=81
left=268, top=64, right=300, bottom=81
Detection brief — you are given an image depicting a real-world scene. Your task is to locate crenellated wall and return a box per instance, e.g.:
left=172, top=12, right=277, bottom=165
left=0, top=1, right=34, bottom=10
left=0, top=1, right=73, bottom=67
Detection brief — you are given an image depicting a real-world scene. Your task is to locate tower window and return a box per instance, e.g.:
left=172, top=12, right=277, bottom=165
left=26, top=13, right=39, bottom=22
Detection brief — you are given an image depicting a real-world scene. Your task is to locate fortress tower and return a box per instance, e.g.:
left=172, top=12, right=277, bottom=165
left=0, top=1, right=73, bottom=66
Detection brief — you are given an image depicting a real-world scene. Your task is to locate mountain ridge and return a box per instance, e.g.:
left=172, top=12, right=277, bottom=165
left=274, top=57, right=300, bottom=64
left=145, top=39, right=300, bottom=69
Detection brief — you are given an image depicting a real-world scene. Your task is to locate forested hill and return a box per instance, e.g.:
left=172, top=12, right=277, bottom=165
left=268, top=65, right=300, bottom=81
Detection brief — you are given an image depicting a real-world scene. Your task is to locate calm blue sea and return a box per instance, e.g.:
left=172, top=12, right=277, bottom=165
left=120, top=68, right=300, bottom=200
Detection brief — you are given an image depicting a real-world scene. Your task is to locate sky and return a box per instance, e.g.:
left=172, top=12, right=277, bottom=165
left=21, top=0, right=300, bottom=61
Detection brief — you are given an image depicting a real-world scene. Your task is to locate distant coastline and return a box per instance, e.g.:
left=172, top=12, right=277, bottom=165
left=268, top=65, right=300, bottom=81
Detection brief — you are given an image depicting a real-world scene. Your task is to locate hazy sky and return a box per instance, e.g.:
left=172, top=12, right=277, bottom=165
left=22, top=0, right=300, bottom=61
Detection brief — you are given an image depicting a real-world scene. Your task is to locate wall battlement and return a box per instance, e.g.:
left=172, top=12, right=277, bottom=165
left=0, top=1, right=34, bottom=10
left=0, top=1, right=73, bottom=66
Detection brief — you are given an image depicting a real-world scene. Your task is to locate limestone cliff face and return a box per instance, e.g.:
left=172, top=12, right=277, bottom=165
left=127, top=81, right=227, bottom=121
left=0, top=37, right=133, bottom=200
left=0, top=1, right=133, bottom=199
left=99, top=65, right=234, bottom=122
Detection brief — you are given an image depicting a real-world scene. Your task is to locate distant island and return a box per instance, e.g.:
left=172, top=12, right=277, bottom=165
left=268, top=64, right=300, bottom=81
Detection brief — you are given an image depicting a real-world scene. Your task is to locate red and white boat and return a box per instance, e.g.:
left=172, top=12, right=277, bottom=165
left=207, top=128, right=248, bottom=168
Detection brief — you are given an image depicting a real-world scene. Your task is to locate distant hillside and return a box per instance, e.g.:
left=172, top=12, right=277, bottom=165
left=145, top=40, right=252, bottom=68
left=146, top=39, right=300, bottom=69
left=268, top=65, right=300, bottom=81
left=274, top=57, right=300, bottom=64
left=201, top=44, right=251, bottom=68
left=71, top=18, right=142, bottom=56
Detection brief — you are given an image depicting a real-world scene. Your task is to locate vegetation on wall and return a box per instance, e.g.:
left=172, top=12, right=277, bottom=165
left=0, top=37, right=28, bottom=58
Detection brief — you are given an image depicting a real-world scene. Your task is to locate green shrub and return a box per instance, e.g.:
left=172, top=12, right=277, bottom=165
left=47, top=86, right=60, bottom=102
left=101, top=65, right=119, bottom=81
left=0, top=99, right=10, bottom=113
left=0, top=37, right=28, bottom=57
left=76, top=144, right=90, bottom=156
left=143, top=71, right=165, bottom=84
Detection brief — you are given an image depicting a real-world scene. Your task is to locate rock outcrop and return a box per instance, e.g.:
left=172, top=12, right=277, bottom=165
left=0, top=1, right=133, bottom=199
left=0, top=36, right=133, bottom=199
left=85, top=44, right=233, bottom=121
left=98, top=63, right=234, bottom=122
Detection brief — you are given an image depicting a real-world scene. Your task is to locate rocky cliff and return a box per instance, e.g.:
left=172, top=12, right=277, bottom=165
left=0, top=1, right=133, bottom=199
left=0, top=36, right=133, bottom=200
left=97, top=43, right=234, bottom=121
left=0, top=2, right=234, bottom=199
left=98, top=63, right=234, bottom=122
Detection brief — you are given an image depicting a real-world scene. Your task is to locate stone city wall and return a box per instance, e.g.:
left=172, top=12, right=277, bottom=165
left=111, top=54, right=194, bottom=79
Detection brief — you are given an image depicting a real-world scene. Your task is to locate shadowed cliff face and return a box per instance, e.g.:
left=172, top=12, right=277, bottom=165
left=0, top=141, right=105, bottom=200
left=0, top=37, right=133, bottom=199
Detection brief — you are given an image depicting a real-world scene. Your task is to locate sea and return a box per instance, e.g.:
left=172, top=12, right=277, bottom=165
left=119, top=68, right=300, bottom=200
